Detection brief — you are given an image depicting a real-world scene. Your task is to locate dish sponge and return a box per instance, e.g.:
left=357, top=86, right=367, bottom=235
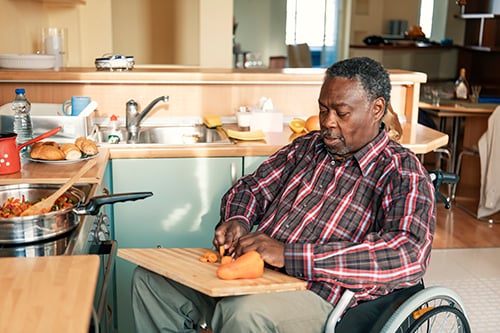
left=203, top=114, right=222, bottom=128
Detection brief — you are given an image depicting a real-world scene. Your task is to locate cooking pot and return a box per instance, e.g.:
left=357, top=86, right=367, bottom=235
left=0, top=127, right=61, bottom=175
left=0, top=183, right=153, bottom=244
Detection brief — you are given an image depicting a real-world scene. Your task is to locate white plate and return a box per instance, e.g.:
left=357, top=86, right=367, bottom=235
left=0, top=54, right=56, bottom=69
left=27, top=152, right=99, bottom=164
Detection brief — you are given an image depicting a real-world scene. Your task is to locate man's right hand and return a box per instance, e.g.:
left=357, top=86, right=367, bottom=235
left=213, top=219, right=249, bottom=256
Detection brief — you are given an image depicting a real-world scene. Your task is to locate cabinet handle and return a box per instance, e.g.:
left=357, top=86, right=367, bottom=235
left=230, top=162, right=237, bottom=184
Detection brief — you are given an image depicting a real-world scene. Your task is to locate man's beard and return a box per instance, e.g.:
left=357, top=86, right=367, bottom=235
left=321, top=129, right=349, bottom=156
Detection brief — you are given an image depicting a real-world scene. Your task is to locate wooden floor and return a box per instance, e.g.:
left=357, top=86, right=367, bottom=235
left=433, top=197, right=500, bottom=249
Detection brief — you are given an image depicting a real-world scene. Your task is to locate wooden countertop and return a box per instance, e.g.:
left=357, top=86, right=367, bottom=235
left=0, top=67, right=426, bottom=85
left=105, top=123, right=448, bottom=159
left=0, top=149, right=109, bottom=185
left=0, top=255, right=100, bottom=333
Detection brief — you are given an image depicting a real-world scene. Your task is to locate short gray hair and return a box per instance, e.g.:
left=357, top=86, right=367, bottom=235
left=325, top=57, right=391, bottom=114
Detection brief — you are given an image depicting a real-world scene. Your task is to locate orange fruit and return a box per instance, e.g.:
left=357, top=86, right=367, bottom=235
left=305, top=115, right=320, bottom=132
left=289, top=118, right=306, bottom=133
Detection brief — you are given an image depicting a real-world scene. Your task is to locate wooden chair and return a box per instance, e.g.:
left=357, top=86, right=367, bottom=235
left=287, top=43, right=312, bottom=68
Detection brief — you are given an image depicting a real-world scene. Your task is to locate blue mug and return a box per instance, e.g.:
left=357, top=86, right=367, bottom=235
left=62, top=96, right=91, bottom=116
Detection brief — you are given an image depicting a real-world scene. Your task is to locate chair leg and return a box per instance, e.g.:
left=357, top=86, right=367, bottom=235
left=451, top=148, right=478, bottom=201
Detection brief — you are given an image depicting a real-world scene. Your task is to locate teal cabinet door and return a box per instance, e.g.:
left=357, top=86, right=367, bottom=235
left=112, top=157, right=242, bottom=333
left=243, top=156, right=269, bottom=175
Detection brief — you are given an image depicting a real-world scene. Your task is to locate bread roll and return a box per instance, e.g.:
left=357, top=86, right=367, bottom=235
left=75, top=137, right=98, bottom=155
left=32, top=145, right=65, bottom=160
left=75, top=137, right=86, bottom=150
left=30, top=142, right=64, bottom=160
left=60, top=143, right=82, bottom=160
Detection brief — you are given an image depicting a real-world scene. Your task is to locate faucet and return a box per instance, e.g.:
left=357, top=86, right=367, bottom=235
left=126, top=95, right=169, bottom=143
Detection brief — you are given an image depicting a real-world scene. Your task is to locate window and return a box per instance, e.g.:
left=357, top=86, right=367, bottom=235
left=419, top=0, right=434, bottom=37
left=285, top=0, right=339, bottom=66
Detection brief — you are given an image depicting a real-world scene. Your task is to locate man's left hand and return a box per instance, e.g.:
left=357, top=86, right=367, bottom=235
left=235, top=232, right=285, bottom=268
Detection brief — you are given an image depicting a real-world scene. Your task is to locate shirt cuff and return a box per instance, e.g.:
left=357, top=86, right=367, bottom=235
left=284, top=243, right=314, bottom=280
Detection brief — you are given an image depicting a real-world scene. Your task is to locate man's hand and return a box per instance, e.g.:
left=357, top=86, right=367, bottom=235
left=213, top=219, right=248, bottom=256
left=235, top=232, right=285, bottom=268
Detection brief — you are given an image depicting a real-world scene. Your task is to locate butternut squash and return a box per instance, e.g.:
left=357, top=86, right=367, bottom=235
left=221, top=256, right=233, bottom=265
left=216, top=250, right=264, bottom=280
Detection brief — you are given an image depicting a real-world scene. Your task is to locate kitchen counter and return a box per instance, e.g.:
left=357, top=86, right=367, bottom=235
left=0, top=148, right=109, bottom=185
left=103, top=123, right=448, bottom=159
left=0, top=255, right=99, bottom=333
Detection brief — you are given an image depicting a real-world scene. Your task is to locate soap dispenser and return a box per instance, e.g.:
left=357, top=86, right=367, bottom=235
left=107, top=114, right=122, bottom=144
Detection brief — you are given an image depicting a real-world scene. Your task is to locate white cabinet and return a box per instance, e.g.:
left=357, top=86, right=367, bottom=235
left=111, top=157, right=242, bottom=333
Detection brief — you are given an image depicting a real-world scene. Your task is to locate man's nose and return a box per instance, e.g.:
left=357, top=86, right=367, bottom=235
left=322, top=110, right=339, bottom=127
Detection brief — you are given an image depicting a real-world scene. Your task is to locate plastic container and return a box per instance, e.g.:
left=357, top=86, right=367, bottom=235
left=11, top=88, right=33, bottom=153
left=107, top=115, right=122, bottom=144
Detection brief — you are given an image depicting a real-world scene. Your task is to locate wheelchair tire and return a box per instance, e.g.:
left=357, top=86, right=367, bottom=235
left=407, top=305, right=471, bottom=333
left=380, top=286, right=470, bottom=333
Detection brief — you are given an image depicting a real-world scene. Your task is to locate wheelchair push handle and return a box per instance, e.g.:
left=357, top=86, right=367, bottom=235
left=428, top=169, right=459, bottom=187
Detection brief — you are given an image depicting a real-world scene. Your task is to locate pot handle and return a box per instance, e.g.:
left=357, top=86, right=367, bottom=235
left=76, top=192, right=153, bottom=215
left=17, top=126, right=62, bottom=151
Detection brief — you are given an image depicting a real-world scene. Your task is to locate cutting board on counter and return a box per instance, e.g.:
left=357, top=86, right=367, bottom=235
left=118, top=247, right=307, bottom=297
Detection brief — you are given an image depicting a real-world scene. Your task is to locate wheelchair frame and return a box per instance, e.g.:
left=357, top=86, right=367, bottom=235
left=325, top=170, right=471, bottom=333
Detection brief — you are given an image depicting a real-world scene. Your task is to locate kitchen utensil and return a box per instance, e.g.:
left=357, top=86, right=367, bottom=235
left=0, top=183, right=153, bottom=244
left=0, top=126, right=62, bottom=175
left=20, top=159, right=96, bottom=217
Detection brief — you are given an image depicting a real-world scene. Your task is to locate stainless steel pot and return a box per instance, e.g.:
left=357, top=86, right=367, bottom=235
left=0, top=184, right=152, bottom=244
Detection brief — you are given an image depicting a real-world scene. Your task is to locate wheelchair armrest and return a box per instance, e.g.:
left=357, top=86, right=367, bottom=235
left=324, top=289, right=355, bottom=333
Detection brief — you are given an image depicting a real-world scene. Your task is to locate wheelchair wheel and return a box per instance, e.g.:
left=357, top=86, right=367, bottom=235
left=408, top=305, right=470, bottom=333
left=381, top=286, right=470, bottom=333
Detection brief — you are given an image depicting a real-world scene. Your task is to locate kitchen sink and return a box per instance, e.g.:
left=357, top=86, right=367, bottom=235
left=91, top=125, right=234, bottom=146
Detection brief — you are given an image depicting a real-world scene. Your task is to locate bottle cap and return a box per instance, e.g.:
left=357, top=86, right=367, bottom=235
left=15, top=88, right=25, bottom=94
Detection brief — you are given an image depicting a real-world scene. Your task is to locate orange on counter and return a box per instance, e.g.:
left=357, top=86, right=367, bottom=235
left=305, top=115, right=320, bottom=132
left=289, top=118, right=306, bottom=133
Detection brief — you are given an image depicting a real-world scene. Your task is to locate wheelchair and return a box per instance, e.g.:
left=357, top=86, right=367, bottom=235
left=325, top=170, right=471, bottom=333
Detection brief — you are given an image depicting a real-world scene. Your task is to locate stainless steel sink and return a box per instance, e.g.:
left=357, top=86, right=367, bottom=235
left=92, top=125, right=234, bottom=146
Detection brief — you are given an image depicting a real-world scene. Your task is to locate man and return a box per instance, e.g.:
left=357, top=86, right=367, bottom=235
left=132, top=57, right=436, bottom=333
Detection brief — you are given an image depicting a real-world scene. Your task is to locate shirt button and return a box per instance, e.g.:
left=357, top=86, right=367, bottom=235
left=331, top=161, right=335, bottom=165
left=285, top=224, right=290, bottom=228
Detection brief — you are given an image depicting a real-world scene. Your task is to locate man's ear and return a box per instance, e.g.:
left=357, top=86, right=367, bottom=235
left=372, top=97, right=386, bottom=121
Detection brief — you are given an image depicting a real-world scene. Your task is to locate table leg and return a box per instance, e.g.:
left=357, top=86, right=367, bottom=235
left=450, top=116, right=461, bottom=174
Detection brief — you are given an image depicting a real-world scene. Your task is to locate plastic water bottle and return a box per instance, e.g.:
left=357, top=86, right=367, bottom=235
left=11, top=88, right=33, bottom=149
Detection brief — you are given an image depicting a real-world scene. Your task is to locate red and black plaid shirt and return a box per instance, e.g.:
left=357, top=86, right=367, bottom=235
left=220, top=129, right=436, bottom=306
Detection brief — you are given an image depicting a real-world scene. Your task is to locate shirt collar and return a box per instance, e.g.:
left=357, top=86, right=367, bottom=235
left=351, top=126, right=390, bottom=176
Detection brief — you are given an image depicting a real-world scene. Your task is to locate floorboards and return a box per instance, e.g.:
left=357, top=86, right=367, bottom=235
left=433, top=198, right=500, bottom=249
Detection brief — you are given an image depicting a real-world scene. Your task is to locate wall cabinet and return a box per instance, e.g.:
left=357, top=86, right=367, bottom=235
left=458, top=0, right=500, bottom=98
left=110, top=157, right=242, bottom=333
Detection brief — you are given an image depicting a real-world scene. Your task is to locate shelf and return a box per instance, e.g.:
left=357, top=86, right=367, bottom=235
left=455, top=13, right=499, bottom=47
left=30, top=0, right=86, bottom=4
left=457, top=13, right=495, bottom=19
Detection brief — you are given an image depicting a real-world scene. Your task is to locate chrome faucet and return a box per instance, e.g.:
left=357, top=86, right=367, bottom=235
left=126, top=95, right=169, bottom=143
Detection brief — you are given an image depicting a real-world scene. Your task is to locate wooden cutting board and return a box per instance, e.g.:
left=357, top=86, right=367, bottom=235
left=118, top=248, right=307, bottom=297
left=0, top=255, right=100, bottom=333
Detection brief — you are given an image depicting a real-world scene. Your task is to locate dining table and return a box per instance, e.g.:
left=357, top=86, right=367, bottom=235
left=418, top=99, right=498, bottom=173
